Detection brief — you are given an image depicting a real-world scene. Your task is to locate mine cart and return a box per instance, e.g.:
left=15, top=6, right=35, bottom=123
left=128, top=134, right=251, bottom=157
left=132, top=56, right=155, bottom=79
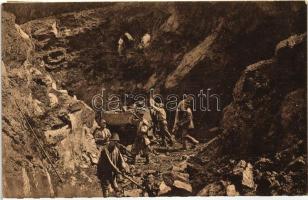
left=100, top=108, right=153, bottom=145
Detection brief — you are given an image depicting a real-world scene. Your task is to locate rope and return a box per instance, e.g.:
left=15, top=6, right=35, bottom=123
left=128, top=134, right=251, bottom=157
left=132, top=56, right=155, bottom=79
left=8, top=80, right=63, bottom=183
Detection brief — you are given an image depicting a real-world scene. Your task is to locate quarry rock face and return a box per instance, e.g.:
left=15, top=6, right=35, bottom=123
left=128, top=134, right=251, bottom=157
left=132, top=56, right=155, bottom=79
left=164, top=29, right=219, bottom=89
left=16, top=2, right=306, bottom=128
left=2, top=11, right=100, bottom=197
left=222, top=33, right=306, bottom=156
left=1, top=12, right=31, bottom=68
left=1, top=2, right=307, bottom=197
left=188, top=33, right=307, bottom=196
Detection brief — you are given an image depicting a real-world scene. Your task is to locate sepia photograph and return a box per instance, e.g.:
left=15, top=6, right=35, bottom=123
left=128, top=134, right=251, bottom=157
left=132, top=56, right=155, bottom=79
left=1, top=1, right=307, bottom=198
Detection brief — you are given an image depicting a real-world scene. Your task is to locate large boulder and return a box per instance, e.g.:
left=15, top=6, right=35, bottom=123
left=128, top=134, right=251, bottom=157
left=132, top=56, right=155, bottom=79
left=161, top=160, right=193, bottom=195
left=222, top=33, right=306, bottom=156
left=162, top=171, right=192, bottom=194
left=232, top=160, right=255, bottom=189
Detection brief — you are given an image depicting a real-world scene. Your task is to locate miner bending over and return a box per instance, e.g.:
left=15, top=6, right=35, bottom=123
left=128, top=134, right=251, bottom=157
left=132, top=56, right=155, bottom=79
left=98, top=133, right=129, bottom=197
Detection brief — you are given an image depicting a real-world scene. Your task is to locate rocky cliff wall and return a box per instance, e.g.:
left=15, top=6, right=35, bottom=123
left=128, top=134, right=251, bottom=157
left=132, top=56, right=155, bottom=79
left=2, top=11, right=102, bottom=197
left=188, top=33, right=307, bottom=196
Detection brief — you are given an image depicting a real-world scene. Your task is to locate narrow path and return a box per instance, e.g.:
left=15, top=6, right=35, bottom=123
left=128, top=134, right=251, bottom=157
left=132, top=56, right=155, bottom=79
left=119, top=141, right=208, bottom=197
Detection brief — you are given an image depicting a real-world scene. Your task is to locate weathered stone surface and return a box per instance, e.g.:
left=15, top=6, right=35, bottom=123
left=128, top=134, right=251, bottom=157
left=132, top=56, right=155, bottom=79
left=275, top=33, right=306, bottom=57
left=45, top=125, right=70, bottom=145
left=48, top=93, right=59, bottom=107
left=163, top=171, right=190, bottom=186
left=165, top=30, right=219, bottom=89
left=2, top=11, right=31, bottom=68
left=279, top=89, right=306, bottom=136
left=232, top=160, right=255, bottom=189
left=197, top=182, right=225, bottom=196
left=158, top=181, right=172, bottom=196
left=32, top=99, right=45, bottom=116
left=222, top=33, right=306, bottom=156
left=233, top=160, right=247, bottom=176
left=162, top=164, right=192, bottom=195
left=226, top=184, right=239, bottom=196
left=242, top=163, right=255, bottom=189
left=22, top=167, right=31, bottom=197
left=173, top=180, right=192, bottom=193
left=2, top=11, right=102, bottom=197
left=124, top=189, right=142, bottom=197
left=171, top=161, right=189, bottom=172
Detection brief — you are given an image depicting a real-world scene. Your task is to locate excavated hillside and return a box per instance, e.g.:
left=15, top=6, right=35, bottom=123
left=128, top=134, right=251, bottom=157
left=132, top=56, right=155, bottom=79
left=2, top=2, right=307, bottom=197
left=2, top=11, right=102, bottom=197
left=18, top=1, right=306, bottom=128
left=188, top=33, right=307, bottom=196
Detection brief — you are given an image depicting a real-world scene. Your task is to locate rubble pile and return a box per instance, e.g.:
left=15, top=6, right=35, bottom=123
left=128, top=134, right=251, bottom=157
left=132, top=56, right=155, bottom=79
left=120, top=142, right=203, bottom=197
left=188, top=33, right=307, bottom=196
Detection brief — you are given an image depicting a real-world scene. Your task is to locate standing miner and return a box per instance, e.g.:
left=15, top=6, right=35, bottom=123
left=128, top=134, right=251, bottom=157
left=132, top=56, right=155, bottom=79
left=173, top=96, right=199, bottom=150
left=150, top=98, right=174, bottom=147
left=131, top=119, right=152, bottom=164
left=97, top=133, right=130, bottom=197
left=94, top=119, right=112, bottom=150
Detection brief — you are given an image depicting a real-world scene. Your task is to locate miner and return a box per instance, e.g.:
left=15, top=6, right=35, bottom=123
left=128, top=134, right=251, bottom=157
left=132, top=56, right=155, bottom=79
left=117, top=32, right=135, bottom=56
left=139, top=33, right=151, bottom=49
left=150, top=98, right=174, bottom=147
left=94, top=119, right=112, bottom=149
left=149, top=105, right=159, bottom=140
left=131, top=119, right=152, bottom=164
left=173, top=96, right=199, bottom=150
left=98, top=133, right=130, bottom=197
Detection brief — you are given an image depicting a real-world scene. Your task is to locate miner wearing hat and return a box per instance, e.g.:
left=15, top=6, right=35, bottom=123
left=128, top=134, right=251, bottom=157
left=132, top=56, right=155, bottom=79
left=94, top=119, right=112, bottom=150
left=97, top=132, right=130, bottom=197
left=131, top=119, right=152, bottom=164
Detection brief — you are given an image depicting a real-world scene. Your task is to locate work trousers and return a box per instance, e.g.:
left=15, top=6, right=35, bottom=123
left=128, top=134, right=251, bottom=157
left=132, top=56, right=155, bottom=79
left=101, top=172, right=119, bottom=197
left=131, top=135, right=150, bottom=159
left=158, top=120, right=173, bottom=145
left=178, top=128, right=199, bottom=149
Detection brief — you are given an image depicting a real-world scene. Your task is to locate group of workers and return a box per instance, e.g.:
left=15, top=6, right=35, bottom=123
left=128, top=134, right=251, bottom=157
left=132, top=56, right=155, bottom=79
left=94, top=95, right=199, bottom=197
